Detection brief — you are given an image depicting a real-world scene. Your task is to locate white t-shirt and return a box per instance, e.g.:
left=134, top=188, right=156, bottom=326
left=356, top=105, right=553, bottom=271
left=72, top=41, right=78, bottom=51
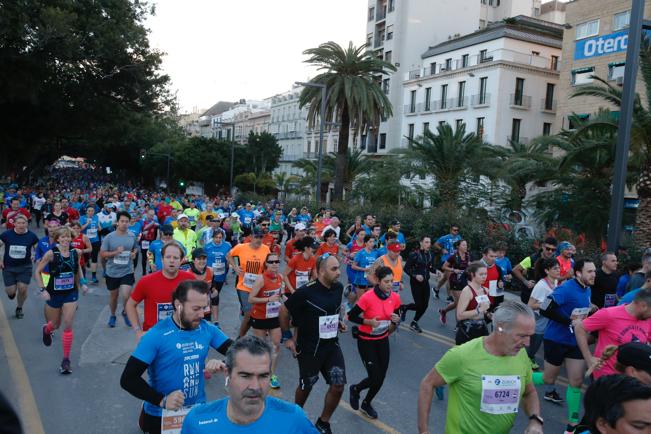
left=32, top=196, right=46, bottom=210
left=321, top=225, right=341, bottom=239
left=530, top=278, right=556, bottom=334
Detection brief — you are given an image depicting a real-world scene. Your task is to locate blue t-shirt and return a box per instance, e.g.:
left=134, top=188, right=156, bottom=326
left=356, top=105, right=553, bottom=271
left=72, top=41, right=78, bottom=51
left=544, top=279, right=591, bottom=346
left=380, top=231, right=406, bottom=246
left=204, top=241, right=232, bottom=282
left=0, top=230, right=39, bottom=267
left=617, top=274, right=631, bottom=298
left=35, top=236, right=54, bottom=273
left=353, top=249, right=378, bottom=286
left=618, top=287, right=641, bottom=305
left=148, top=240, right=186, bottom=270
left=237, top=210, right=255, bottom=227
left=132, top=317, right=230, bottom=417
left=296, top=213, right=311, bottom=225
left=79, top=215, right=100, bottom=243
left=128, top=221, right=143, bottom=238
left=495, top=256, right=513, bottom=276
left=436, top=234, right=461, bottom=262
left=181, top=397, right=318, bottom=434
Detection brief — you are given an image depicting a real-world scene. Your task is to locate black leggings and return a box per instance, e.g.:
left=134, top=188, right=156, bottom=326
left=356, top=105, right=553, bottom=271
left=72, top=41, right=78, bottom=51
left=402, top=278, right=430, bottom=322
left=354, top=337, right=390, bottom=404
left=140, top=247, right=149, bottom=275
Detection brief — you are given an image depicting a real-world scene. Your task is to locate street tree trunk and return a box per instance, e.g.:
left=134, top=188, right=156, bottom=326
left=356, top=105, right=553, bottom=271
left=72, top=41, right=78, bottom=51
left=635, top=165, right=651, bottom=246
left=334, top=102, right=350, bottom=202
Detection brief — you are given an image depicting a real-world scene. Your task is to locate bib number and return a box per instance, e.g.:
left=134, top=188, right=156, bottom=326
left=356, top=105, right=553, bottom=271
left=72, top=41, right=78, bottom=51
left=8, top=245, right=27, bottom=259
left=161, top=406, right=193, bottom=434
left=86, top=228, right=98, bottom=239
left=212, top=261, right=226, bottom=275
left=141, top=240, right=150, bottom=250
left=295, top=271, right=309, bottom=288
left=265, top=301, right=281, bottom=318
left=475, top=294, right=490, bottom=305
left=371, top=320, right=391, bottom=335
left=243, top=272, right=257, bottom=289
left=480, top=375, right=521, bottom=415
left=319, top=314, right=339, bottom=339
left=114, top=251, right=131, bottom=265
left=157, top=303, right=174, bottom=322
left=54, top=272, right=75, bottom=291
left=604, top=294, right=617, bottom=308
left=244, top=217, right=251, bottom=224
left=571, top=307, right=590, bottom=318
left=488, top=280, right=503, bottom=297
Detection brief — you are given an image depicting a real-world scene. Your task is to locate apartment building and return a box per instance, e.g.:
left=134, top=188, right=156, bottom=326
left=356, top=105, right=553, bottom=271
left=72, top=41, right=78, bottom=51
left=556, top=0, right=651, bottom=129
left=364, top=0, right=564, bottom=153
left=232, top=109, right=271, bottom=144
left=401, top=16, right=563, bottom=147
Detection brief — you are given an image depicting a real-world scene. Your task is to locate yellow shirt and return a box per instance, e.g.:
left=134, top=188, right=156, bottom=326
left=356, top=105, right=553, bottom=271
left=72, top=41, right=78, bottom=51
left=173, top=227, right=197, bottom=259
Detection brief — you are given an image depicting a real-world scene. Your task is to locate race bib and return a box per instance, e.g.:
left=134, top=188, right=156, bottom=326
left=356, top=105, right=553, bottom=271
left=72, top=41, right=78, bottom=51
left=318, top=314, right=339, bottom=339
left=141, top=240, right=150, bottom=250
left=244, top=217, right=251, bottom=224
left=571, top=307, right=590, bottom=318
left=86, top=228, right=98, bottom=239
left=480, top=375, right=521, bottom=415
left=243, top=272, right=257, bottom=289
left=296, top=271, right=310, bottom=288
left=161, top=406, right=193, bottom=434
left=392, top=281, right=401, bottom=292
left=265, top=301, right=281, bottom=318
left=212, top=261, right=226, bottom=275
left=113, top=251, right=131, bottom=265
left=54, top=272, right=75, bottom=291
left=604, top=294, right=617, bottom=308
left=475, top=294, right=490, bottom=305
left=157, top=303, right=174, bottom=322
left=488, top=280, right=503, bottom=297
left=371, top=320, right=391, bottom=335
left=364, top=266, right=371, bottom=280
left=8, top=245, right=27, bottom=259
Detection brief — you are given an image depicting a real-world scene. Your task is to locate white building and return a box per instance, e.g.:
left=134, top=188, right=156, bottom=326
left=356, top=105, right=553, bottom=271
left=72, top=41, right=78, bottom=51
left=208, top=99, right=270, bottom=141
left=365, top=0, right=564, bottom=153
left=401, top=15, right=563, bottom=148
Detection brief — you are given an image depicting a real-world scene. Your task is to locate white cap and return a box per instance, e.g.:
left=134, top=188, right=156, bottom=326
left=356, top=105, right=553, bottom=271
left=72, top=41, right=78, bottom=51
left=230, top=212, right=239, bottom=218
left=177, top=213, right=189, bottom=220
left=295, top=223, right=307, bottom=231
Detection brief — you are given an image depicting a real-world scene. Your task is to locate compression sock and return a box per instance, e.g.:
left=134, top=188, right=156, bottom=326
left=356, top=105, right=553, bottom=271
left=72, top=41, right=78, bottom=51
left=566, top=386, right=582, bottom=424
left=62, top=330, right=73, bottom=359
left=532, top=372, right=544, bottom=386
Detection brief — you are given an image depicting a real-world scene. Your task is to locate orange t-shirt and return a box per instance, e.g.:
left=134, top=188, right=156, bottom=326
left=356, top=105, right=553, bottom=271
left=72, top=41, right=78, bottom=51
left=285, top=238, right=300, bottom=261
left=250, top=272, right=283, bottom=320
left=193, top=267, right=213, bottom=285
left=229, top=243, right=271, bottom=292
left=287, top=253, right=316, bottom=290
left=381, top=255, right=403, bottom=292
left=316, top=242, right=339, bottom=257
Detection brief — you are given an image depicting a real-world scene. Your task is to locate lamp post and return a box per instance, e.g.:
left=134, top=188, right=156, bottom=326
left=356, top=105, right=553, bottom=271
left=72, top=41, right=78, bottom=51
left=141, top=147, right=173, bottom=192
left=213, top=120, right=237, bottom=196
left=296, top=81, right=327, bottom=208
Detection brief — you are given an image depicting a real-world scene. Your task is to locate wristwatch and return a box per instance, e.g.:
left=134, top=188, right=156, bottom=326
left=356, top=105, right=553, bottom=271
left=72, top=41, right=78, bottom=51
left=529, top=414, right=544, bottom=425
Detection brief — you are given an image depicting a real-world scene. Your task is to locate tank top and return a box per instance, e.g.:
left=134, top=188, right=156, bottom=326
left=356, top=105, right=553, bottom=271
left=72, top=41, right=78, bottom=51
left=250, top=272, right=283, bottom=320
left=381, top=255, right=403, bottom=292
left=46, top=246, right=78, bottom=295
left=465, top=284, right=493, bottom=311
left=71, top=235, right=86, bottom=267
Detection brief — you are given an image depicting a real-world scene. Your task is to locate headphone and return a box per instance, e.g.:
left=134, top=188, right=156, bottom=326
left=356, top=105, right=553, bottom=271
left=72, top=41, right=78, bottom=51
left=498, top=327, right=504, bottom=332
left=225, top=376, right=230, bottom=388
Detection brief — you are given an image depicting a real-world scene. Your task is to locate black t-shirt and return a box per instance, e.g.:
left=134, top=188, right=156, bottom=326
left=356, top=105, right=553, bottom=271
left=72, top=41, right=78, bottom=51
left=591, top=268, right=620, bottom=308
left=284, top=278, right=343, bottom=353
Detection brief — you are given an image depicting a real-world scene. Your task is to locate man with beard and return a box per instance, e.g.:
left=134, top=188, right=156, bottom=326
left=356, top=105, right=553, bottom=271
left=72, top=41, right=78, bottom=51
left=181, top=335, right=317, bottom=433
left=120, top=280, right=232, bottom=434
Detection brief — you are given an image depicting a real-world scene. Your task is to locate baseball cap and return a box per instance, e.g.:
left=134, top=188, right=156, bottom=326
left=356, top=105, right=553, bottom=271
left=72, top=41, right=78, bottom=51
left=390, top=219, right=401, bottom=226
left=388, top=242, right=402, bottom=253
left=192, top=248, right=207, bottom=258
left=205, top=215, right=215, bottom=222
left=161, top=224, right=174, bottom=235
left=231, top=212, right=239, bottom=218
left=177, top=213, right=189, bottom=221
left=295, top=223, right=307, bottom=231
left=617, top=342, right=651, bottom=374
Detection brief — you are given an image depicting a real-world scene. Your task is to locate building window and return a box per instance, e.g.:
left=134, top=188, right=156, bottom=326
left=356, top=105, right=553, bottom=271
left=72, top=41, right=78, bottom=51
left=444, top=58, right=452, bottom=70
left=543, top=122, right=552, bottom=136
left=514, top=77, right=525, bottom=106
left=568, top=114, right=589, bottom=130
left=608, top=62, right=626, bottom=81
left=511, top=118, right=521, bottom=142
left=461, top=54, right=469, bottom=68
left=551, top=55, right=559, bottom=71
left=429, top=62, right=437, bottom=75
left=439, top=121, right=447, bottom=128
left=425, top=87, right=432, bottom=111
left=382, top=78, right=390, bottom=95
left=386, top=25, right=393, bottom=40
left=408, top=123, right=415, bottom=140
left=476, top=117, right=485, bottom=138
left=614, top=10, right=630, bottom=30
left=455, top=119, right=464, bottom=130
left=307, top=140, right=311, bottom=154
left=440, top=84, right=448, bottom=109
left=367, top=33, right=373, bottom=47
left=388, top=0, right=395, bottom=12
left=545, top=83, right=555, bottom=110
left=409, top=90, right=417, bottom=113
left=457, top=81, right=466, bottom=107
left=479, top=77, right=488, bottom=104
left=575, top=19, right=599, bottom=40
left=479, top=19, right=486, bottom=29
left=368, top=7, right=375, bottom=21
left=385, top=51, right=392, bottom=64
left=480, top=49, right=492, bottom=63
left=572, top=67, right=595, bottom=85
left=423, top=122, right=430, bottom=134
left=379, top=133, right=387, bottom=149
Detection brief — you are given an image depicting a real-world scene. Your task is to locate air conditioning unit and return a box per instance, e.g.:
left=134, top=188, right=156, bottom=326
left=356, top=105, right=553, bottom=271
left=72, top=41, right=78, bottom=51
left=616, top=76, right=624, bottom=86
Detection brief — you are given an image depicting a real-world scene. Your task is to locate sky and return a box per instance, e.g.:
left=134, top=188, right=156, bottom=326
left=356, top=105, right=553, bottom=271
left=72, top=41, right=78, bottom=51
left=146, top=0, right=367, bottom=113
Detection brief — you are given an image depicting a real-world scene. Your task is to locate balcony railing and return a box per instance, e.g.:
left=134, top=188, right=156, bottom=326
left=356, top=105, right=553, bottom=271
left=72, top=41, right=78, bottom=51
left=303, top=152, right=318, bottom=159
left=404, top=104, right=417, bottom=115
left=471, top=93, right=491, bottom=107
left=510, top=94, right=532, bottom=109
left=374, top=37, right=384, bottom=48
left=376, top=7, right=387, bottom=21
left=541, top=98, right=557, bottom=113
left=507, top=136, right=529, bottom=144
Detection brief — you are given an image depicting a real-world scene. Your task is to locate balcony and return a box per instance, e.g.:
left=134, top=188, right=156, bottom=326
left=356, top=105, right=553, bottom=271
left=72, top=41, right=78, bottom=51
left=449, top=97, right=468, bottom=110
left=303, top=152, right=318, bottom=160
left=541, top=98, right=557, bottom=113
left=376, top=7, right=387, bottom=21
left=471, top=93, right=491, bottom=107
left=507, top=136, right=529, bottom=144
left=374, top=37, right=384, bottom=48
left=408, top=69, right=421, bottom=80
left=510, top=94, right=532, bottom=109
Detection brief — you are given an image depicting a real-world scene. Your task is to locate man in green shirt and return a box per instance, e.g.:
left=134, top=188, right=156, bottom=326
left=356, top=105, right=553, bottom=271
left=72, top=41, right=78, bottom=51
left=418, top=300, right=543, bottom=434
left=183, top=201, right=201, bottom=231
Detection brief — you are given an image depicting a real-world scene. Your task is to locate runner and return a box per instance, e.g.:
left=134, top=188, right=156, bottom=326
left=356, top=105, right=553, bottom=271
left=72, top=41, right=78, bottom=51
left=70, top=222, right=92, bottom=277
left=348, top=266, right=401, bottom=420
left=248, top=252, right=284, bottom=389
left=351, top=234, right=378, bottom=303
left=196, top=215, right=218, bottom=248
left=280, top=254, right=347, bottom=434
left=316, top=229, right=340, bottom=258
left=455, top=261, right=493, bottom=345
left=173, top=214, right=197, bottom=260
left=438, top=239, right=472, bottom=325
left=512, top=237, right=558, bottom=303
left=139, top=209, right=159, bottom=275
left=80, top=206, right=101, bottom=283
left=379, top=220, right=406, bottom=251
left=480, top=245, right=506, bottom=307
left=433, top=223, right=462, bottom=295
left=614, top=342, right=651, bottom=384
left=34, top=226, right=89, bottom=374
left=180, top=335, right=318, bottom=433
left=31, top=191, right=46, bottom=228
left=526, top=257, right=560, bottom=370
left=284, top=223, right=307, bottom=262
left=343, top=227, right=366, bottom=290
left=591, top=251, right=619, bottom=309
left=120, top=280, right=232, bottom=434
left=1, top=197, right=31, bottom=230
left=237, top=203, right=255, bottom=236
left=188, top=248, right=213, bottom=287
left=556, top=241, right=575, bottom=282
left=204, top=229, right=231, bottom=326
left=418, top=300, right=543, bottom=434
left=283, top=236, right=317, bottom=294
left=0, top=214, right=39, bottom=318
left=148, top=225, right=183, bottom=273
left=100, top=211, right=139, bottom=328
left=401, top=235, right=436, bottom=330
left=46, top=200, right=68, bottom=226
left=125, top=242, right=194, bottom=340
left=183, top=201, right=201, bottom=231
left=227, top=228, right=270, bottom=337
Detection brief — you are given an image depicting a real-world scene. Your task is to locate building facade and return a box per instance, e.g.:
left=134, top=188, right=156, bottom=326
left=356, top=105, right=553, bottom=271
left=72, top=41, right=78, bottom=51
left=232, top=109, right=271, bottom=144
left=401, top=16, right=563, bottom=148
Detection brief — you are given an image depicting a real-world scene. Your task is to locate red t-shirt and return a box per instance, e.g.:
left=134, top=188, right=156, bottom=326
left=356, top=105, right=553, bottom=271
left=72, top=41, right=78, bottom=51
left=130, top=270, right=195, bottom=330
left=482, top=264, right=501, bottom=296
left=2, top=208, right=30, bottom=230
left=157, top=204, right=172, bottom=222
left=316, top=242, right=339, bottom=257
left=287, top=254, right=316, bottom=290
left=250, top=272, right=283, bottom=320
left=357, top=289, right=401, bottom=340
left=71, top=235, right=87, bottom=267
left=285, top=238, right=300, bottom=261
left=66, top=207, right=80, bottom=222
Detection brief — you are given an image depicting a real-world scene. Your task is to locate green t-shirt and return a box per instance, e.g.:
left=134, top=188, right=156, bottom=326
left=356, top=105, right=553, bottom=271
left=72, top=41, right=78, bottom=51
left=435, top=337, right=533, bottom=434
left=184, top=208, right=201, bottom=225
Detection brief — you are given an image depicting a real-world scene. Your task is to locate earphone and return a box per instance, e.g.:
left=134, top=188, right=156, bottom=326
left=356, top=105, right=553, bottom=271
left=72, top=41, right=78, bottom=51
left=225, top=376, right=230, bottom=387
left=498, top=327, right=504, bottom=332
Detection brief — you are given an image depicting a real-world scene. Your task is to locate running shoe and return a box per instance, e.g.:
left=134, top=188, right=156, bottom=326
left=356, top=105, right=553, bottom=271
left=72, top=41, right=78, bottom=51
left=108, top=315, right=117, bottom=328
left=564, top=424, right=577, bottom=434
left=315, top=418, right=332, bottom=434
left=15, top=307, right=23, bottom=319
left=122, top=310, right=132, bottom=327
left=42, top=324, right=52, bottom=346
left=60, top=358, right=72, bottom=375
left=270, top=375, right=280, bottom=389
left=439, top=309, right=447, bottom=325
left=399, top=305, right=407, bottom=323
left=360, top=401, right=378, bottom=419
left=92, top=276, right=99, bottom=284
left=446, top=295, right=454, bottom=302
left=435, top=386, right=445, bottom=401
left=544, top=390, right=563, bottom=404
left=433, top=288, right=440, bottom=299
left=410, top=321, right=423, bottom=333
left=349, top=385, right=360, bottom=410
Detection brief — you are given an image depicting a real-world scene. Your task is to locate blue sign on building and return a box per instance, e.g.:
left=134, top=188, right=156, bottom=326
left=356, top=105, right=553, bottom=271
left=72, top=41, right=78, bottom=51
left=574, top=31, right=629, bottom=60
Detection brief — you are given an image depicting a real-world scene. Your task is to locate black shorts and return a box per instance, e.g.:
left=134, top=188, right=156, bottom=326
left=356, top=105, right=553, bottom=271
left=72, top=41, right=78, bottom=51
left=91, top=241, right=101, bottom=263
left=139, top=407, right=161, bottom=434
left=544, top=339, right=584, bottom=366
left=210, top=280, right=225, bottom=306
left=297, top=343, right=346, bottom=389
left=250, top=317, right=280, bottom=330
left=105, top=273, right=135, bottom=291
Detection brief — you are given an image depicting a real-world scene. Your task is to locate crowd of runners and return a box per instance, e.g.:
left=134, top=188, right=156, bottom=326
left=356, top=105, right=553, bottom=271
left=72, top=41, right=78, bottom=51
left=2, top=166, right=651, bottom=434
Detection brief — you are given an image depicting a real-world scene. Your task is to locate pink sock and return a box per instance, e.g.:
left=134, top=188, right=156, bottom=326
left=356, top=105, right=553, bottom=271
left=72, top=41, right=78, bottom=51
left=62, top=330, right=73, bottom=359
left=45, top=321, right=54, bottom=334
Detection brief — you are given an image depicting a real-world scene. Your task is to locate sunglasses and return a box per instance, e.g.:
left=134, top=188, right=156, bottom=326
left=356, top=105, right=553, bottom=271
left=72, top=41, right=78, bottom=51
left=260, top=223, right=269, bottom=227
left=544, top=246, right=555, bottom=251
left=267, top=260, right=280, bottom=264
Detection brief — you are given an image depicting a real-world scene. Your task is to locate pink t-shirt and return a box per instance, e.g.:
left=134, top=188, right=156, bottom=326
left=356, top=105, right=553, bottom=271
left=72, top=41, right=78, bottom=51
left=582, top=305, right=651, bottom=378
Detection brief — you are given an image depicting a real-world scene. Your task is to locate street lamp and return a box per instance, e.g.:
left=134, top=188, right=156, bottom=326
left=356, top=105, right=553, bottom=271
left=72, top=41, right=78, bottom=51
left=213, top=120, right=237, bottom=196
left=141, top=147, right=173, bottom=192
left=296, top=81, right=327, bottom=208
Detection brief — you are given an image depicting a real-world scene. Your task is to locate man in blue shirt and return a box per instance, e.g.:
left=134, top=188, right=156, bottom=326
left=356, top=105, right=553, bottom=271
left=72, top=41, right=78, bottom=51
left=80, top=206, right=101, bottom=283
left=204, top=229, right=232, bottom=325
left=120, top=280, right=232, bottom=434
left=379, top=220, right=406, bottom=250
left=237, top=203, right=255, bottom=236
left=618, top=271, right=651, bottom=305
left=181, top=335, right=317, bottom=434
left=434, top=224, right=461, bottom=294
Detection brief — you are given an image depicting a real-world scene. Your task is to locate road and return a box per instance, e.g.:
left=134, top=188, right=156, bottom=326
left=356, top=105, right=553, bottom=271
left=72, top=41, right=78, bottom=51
left=0, top=231, right=571, bottom=434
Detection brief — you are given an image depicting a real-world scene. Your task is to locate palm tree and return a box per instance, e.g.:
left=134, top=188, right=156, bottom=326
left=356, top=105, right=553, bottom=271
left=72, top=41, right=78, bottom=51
left=299, top=41, right=396, bottom=201
left=322, top=147, right=372, bottom=195
left=291, top=158, right=333, bottom=201
left=273, top=172, right=300, bottom=201
left=402, top=122, right=494, bottom=207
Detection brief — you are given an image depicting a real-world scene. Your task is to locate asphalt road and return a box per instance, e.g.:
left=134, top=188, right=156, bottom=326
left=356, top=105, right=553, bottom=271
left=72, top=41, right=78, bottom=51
left=0, top=229, right=571, bottom=434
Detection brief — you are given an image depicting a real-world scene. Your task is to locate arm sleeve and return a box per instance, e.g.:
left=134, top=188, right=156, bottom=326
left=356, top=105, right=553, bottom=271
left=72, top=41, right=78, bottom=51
left=540, top=299, right=571, bottom=326
left=347, top=305, right=364, bottom=325
left=210, top=325, right=232, bottom=354
left=404, top=252, right=415, bottom=277
left=119, top=356, right=164, bottom=406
